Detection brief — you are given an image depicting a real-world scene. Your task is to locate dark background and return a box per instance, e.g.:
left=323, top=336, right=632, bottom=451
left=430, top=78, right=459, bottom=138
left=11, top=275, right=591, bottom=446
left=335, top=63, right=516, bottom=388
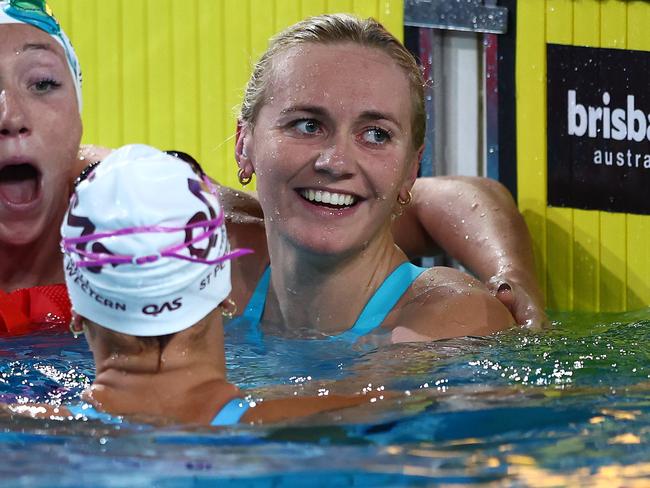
left=547, top=43, right=650, bottom=215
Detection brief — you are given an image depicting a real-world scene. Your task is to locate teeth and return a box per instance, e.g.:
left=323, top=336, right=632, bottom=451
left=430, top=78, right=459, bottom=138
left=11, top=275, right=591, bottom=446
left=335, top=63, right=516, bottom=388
left=301, top=189, right=356, bottom=207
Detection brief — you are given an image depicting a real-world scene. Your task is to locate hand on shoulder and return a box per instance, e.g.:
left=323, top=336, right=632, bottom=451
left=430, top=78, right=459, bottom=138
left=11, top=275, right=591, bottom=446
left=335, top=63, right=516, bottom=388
left=486, top=274, right=547, bottom=329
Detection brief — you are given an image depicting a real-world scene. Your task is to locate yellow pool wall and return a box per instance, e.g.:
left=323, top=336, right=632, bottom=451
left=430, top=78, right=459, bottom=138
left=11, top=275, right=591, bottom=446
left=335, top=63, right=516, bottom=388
left=48, top=0, right=403, bottom=190
left=517, top=0, right=650, bottom=312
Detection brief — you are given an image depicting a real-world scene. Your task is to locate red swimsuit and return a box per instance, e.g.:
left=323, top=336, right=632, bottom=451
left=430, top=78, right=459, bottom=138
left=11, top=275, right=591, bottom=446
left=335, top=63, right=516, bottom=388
left=0, top=284, right=71, bottom=336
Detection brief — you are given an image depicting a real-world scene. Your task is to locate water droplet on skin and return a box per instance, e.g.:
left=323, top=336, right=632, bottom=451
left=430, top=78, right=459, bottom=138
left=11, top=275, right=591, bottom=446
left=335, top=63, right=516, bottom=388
left=471, top=203, right=479, bottom=210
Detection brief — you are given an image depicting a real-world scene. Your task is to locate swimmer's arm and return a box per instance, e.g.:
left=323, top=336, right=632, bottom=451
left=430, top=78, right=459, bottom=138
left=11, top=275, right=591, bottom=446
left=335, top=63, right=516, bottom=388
left=240, top=392, right=391, bottom=424
left=390, top=268, right=515, bottom=343
left=393, top=176, right=545, bottom=328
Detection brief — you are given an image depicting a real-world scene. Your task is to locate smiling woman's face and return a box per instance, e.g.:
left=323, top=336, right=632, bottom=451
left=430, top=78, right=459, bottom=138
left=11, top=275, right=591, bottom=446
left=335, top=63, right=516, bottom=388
left=0, top=23, right=81, bottom=247
left=240, top=42, right=420, bottom=256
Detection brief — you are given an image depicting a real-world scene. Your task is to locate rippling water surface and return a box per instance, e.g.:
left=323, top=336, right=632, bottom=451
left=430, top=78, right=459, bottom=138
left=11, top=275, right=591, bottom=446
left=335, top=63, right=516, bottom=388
left=2, top=310, right=650, bottom=487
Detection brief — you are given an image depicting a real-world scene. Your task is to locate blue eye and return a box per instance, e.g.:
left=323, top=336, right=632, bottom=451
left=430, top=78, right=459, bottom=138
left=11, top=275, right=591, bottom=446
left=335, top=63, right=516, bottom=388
left=362, top=127, right=391, bottom=145
left=31, top=78, right=61, bottom=93
left=294, top=119, right=321, bottom=135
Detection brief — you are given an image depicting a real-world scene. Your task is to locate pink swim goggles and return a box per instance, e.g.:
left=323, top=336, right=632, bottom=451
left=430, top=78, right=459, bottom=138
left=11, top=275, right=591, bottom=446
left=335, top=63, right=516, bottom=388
left=62, top=150, right=252, bottom=270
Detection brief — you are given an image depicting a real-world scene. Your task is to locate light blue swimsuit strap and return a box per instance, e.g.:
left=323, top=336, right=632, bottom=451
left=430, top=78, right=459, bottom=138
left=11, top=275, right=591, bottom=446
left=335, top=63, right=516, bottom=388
left=334, top=261, right=427, bottom=342
left=238, top=261, right=426, bottom=342
left=210, top=398, right=250, bottom=426
left=240, top=266, right=271, bottom=325
left=67, top=403, right=123, bottom=424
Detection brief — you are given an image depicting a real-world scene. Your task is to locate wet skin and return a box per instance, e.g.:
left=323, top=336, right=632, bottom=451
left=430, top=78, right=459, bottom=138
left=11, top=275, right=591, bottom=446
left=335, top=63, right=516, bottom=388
left=0, top=24, right=81, bottom=288
left=236, top=43, right=514, bottom=340
left=238, top=43, right=419, bottom=258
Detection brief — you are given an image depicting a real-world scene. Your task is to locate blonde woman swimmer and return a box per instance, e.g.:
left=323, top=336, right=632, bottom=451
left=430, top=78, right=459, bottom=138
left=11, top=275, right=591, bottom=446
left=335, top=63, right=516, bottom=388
left=229, top=14, right=516, bottom=344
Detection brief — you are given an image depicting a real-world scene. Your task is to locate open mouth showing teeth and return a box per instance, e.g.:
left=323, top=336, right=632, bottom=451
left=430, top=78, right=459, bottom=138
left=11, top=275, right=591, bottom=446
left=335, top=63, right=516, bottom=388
left=0, top=164, right=41, bottom=205
left=299, top=189, right=357, bottom=208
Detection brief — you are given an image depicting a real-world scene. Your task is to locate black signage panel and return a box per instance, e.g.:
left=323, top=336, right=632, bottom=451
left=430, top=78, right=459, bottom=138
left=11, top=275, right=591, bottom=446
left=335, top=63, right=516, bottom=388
left=547, top=44, right=650, bottom=215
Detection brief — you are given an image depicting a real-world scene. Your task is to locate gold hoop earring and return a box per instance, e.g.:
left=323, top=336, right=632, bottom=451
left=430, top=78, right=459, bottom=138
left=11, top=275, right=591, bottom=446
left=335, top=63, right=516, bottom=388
left=69, top=316, right=85, bottom=338
left=220, top=298, right=238, bottom=319
left=397, top=190, right=412, bottom=206
left=238, top=168, right=253, bottom=186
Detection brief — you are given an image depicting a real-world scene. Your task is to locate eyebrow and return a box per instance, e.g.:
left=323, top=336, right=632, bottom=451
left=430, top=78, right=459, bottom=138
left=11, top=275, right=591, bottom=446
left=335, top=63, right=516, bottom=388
left=280, top=105, right=328, bottom=117
left=280, top=105, right=403, bottom=129
left=17, top=42, right=66, bottom=66
left=22, top=43, right=57, bottom=53
left=358, top=110, right=403, bottom=130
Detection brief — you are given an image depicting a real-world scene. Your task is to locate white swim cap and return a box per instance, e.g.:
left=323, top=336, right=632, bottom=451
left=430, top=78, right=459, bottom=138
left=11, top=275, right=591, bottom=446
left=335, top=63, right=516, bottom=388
left=61, top=144, right=247, bottom=336
left=0, top=0, right=83, bottom=111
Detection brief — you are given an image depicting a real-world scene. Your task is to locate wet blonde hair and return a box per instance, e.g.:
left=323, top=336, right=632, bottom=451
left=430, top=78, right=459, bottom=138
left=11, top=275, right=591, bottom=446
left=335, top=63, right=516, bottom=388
left=239, top=13, right=425, bottom=149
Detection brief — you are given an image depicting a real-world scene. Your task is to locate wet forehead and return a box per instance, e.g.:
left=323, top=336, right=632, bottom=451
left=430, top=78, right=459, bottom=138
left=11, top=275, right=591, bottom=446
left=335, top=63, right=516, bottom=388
left=267, top=43, right=411, bottom=119
left=0, top=23, right=66, bottom=63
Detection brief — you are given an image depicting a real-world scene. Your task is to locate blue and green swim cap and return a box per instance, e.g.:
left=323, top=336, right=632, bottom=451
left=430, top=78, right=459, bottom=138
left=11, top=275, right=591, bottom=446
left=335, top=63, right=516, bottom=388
left=0, top=0, right=82, bottom=111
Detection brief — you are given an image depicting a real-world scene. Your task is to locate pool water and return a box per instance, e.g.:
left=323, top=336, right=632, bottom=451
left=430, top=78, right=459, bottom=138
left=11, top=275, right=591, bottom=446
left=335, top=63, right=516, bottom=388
left=1, top=310, right=650, bottom=486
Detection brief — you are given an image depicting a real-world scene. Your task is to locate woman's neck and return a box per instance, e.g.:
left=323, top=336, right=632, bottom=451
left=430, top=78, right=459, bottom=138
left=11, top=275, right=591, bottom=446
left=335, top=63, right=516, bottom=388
left=86, top=321, right=235, bottom=424
left=0, top=215, right=66, bottom=291
left=88, top=362, right=232, bottom=425
left=263, top=227, right=407, bottom=337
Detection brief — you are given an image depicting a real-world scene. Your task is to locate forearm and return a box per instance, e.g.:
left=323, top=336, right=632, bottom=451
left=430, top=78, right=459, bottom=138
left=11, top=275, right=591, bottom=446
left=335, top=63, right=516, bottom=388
left=395, top=176, right=544, bottom=315
left=397, top=178, right=532, bottom=270
left=242, top=391, right=393, bottom=424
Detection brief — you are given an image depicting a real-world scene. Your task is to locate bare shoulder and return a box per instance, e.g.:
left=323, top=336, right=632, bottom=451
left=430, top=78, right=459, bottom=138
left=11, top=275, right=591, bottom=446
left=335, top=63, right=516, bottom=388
left=389, top=266, right=515, bottom=342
